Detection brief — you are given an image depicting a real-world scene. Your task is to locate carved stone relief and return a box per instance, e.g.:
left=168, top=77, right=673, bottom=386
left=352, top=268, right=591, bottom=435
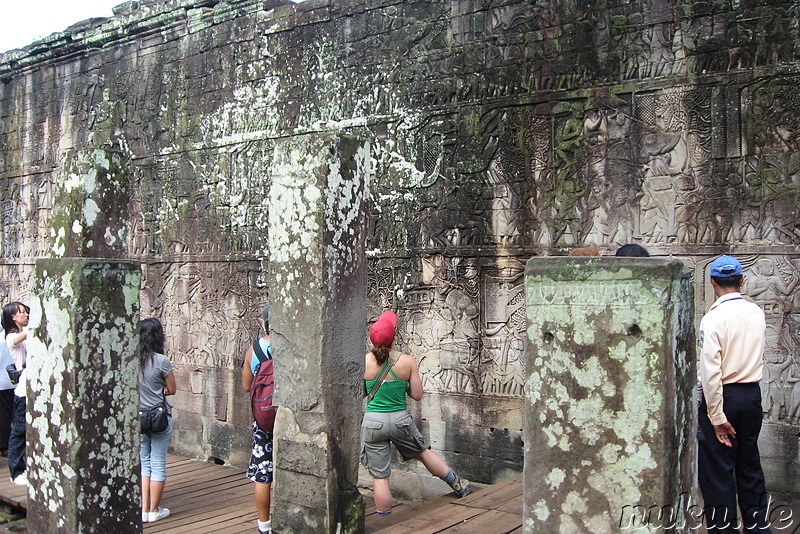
left=2, top=0, right=799, bottom=487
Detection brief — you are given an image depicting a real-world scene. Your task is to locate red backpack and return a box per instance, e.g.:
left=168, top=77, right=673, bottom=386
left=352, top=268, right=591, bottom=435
left=251, top=339, right=275, bottom=432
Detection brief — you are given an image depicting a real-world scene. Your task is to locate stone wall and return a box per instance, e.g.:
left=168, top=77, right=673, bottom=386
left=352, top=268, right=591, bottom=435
left=1, top=0, right=799, bottom=496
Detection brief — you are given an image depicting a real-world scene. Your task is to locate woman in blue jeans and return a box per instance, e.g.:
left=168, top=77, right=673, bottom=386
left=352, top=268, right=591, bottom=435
left=3, top=301, right=29, bottom=486
left=137, top=318, right=176, bottom=523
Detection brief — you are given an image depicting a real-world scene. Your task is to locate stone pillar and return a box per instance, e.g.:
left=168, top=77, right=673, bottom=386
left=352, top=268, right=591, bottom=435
left=27, top=259, right=142, bottom=533
left=523, top=257, right=696, bottom=533
left=51, top=147, right=130, bottom=259
left=268, top=134, right=370, bottom=534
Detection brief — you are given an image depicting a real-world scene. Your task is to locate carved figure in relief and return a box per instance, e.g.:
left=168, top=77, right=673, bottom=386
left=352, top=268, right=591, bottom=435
left=638, top=128, right=690, bottom=241
left=760, top=351, right=791, bottom=420
left=743, top=258, right=798, bottom=308
left=648, top=23, right=677, bottom=78
left=488, top=176, right=522, bottom=247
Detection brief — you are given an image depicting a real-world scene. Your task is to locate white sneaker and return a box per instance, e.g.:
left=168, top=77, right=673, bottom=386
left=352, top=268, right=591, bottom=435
left=142, top=511, right=149, bottom=523
left=11, top=473, right=27, bottom=486
left=147, top=507, right=170, bottom=523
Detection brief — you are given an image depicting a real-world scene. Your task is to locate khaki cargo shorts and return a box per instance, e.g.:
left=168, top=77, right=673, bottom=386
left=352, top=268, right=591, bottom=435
left=360, top=410, right=428, bottom=478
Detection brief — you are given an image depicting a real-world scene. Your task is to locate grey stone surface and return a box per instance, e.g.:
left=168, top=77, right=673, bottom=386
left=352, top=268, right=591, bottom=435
left=523, top=257, right=696, bottom=533
left=26, top=259, right=142, bottom=533
left=269, top=134, right=368, bottom=533
left=0, top=0, right=798, bottom=497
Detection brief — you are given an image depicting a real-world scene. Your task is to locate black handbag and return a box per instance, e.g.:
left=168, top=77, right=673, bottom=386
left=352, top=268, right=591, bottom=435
left=139, top=395, right=170, bottom=434
left=6, top=364, right=22, bottom=385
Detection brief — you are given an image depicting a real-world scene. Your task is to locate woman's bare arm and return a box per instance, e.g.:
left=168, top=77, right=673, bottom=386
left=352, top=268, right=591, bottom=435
left=407, top=355, right=423, bottom=401
left=242, top=347, right=254, bottom=391
left=163, top=370, right=177, bottom=396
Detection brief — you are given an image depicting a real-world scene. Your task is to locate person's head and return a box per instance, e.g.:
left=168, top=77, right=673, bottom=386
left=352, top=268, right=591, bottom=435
left=261, top=303, right=270, bottom=334
left=369, top=311, right=397, bottom=364
left=709, top=255, right=743, bottom=291
left=2, top=302, right=29, bottom=335
left=137, top=317, right=165, bottom=370
left=615, top=244, right=650, bottom=257
left=568, top=246, right=600, bottom=257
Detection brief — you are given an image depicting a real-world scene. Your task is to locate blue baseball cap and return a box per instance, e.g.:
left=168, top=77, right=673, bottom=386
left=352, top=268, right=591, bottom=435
left=709, top=255, right=742, bottom=277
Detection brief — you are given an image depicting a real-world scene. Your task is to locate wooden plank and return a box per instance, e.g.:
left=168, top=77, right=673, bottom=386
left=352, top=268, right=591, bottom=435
left=0, top=457, right=27, bottom=509
left=456, top=474, right=521, bottom=508
left=0, top=454, right=522, bottom=534
left=146, top=485, right=253, bottom=533
left=455, top=478, right=522, bottom=513
left=372, top=503, right=485, bottom=534
left=437, top=509, right=522, bottom=533
left=367, top=494, right=454, bottom=532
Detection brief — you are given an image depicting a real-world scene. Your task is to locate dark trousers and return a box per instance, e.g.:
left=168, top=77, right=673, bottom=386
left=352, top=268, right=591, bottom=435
left=698, top=383, right=771, bottom=533
left=0, top=389, right=14, bottom=452
left=7, top=395, right=25, bottom=480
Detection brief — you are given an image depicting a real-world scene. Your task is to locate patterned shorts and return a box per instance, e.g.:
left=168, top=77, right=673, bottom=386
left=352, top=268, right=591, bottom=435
left=246, top=421, right=274, bottom=484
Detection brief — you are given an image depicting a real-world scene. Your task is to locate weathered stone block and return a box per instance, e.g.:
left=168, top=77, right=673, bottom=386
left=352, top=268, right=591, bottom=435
left=523, top=257, right=696, bottom=533
left=269, top=133, right=369, bottom=534
left=27, top=258, right=142, bottom=533
left=51, top=148, right=130, bottom=259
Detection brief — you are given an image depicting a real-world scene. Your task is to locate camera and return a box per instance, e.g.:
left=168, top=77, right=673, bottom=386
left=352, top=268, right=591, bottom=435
left=6, top=364, right=22, bottom=385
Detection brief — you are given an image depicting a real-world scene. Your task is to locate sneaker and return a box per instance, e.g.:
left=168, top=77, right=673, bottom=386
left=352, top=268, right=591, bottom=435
left=147, top=507, right=170, bottom=523
left=448, top=473, right=471, bottom=497
left=142, top=511, right=149, bottom=523
left=11, top=473, right=27, bottom=486
left=258, top=530, right=271, bottom=534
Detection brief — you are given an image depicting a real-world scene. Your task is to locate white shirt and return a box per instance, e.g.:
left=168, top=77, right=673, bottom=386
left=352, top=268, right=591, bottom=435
left=698, top=292, right=766, bottom=426
left=6, top=332, right=26, bottom=398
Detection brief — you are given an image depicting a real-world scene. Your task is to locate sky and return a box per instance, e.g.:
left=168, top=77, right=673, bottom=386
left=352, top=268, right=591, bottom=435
left=0, top=0, right=306, bottom=54
left=0, top=0, right=124, bottom=54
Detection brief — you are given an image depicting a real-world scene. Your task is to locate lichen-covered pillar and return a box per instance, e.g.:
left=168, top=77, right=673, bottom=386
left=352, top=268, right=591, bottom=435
left=268, top=134, right=369, bottom=534
left=523, top=257, right=696, bottom=533
left=51, top=147, right=130, bottom=258
left=27, top=259, right=142, bottom=533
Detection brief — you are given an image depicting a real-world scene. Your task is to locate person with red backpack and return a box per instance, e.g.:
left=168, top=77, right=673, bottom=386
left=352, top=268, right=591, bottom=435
left=242, top=303, right=275, bottom=534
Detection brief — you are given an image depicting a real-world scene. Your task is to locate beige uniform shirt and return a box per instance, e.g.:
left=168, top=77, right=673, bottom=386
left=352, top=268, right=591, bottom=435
left=698, top=292, right=766, bottom=426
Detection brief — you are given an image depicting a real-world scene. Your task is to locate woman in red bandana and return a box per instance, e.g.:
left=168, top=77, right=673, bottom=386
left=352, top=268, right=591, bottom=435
left=361, top=310, right=471, bottom=518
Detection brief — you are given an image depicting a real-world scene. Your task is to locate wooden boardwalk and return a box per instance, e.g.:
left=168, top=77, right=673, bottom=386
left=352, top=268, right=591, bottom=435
left=0, top=455, right=523, bottom=533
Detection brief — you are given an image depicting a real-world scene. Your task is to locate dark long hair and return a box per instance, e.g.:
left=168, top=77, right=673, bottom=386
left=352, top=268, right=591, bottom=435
left=137, top=318, right=165, bottom=370
left=2, top=302, right=28, bottom=336
left=372, top=345, right=391, bottom=365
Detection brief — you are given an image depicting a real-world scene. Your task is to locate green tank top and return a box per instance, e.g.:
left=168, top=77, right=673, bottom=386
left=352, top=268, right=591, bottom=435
left=365, top=370, right=408, bottom=412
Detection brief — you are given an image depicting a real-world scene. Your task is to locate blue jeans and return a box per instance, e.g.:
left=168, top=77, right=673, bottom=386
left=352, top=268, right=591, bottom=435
left=140, top=417, right=172, bottom=482
left=7, top=395, right=25, bottom=479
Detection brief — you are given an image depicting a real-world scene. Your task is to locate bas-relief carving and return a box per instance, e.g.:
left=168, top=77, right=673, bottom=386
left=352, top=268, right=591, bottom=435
left=369, top=256, right=526, bottom=398
left=735, top=255, right=800, bottom=423
left=140, top=261, right=263, bottom=371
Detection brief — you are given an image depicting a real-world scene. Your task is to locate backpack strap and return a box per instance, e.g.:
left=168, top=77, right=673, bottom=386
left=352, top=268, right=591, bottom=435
left=365, top=349, right=402, bottom=404
left=253, top=338, right=272, bottom=364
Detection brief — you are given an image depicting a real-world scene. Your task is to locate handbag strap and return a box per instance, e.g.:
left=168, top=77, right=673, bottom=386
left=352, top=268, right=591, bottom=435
left=365, top=349, right=402, bottom=404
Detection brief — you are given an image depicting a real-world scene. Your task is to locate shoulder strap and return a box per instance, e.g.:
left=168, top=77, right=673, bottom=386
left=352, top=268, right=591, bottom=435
left=253, top=338, right=272, bottom=364
left=365, top=350, right=402, bottom=403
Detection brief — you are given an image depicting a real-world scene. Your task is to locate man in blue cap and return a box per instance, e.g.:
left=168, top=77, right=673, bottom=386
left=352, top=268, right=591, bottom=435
left=697, top=255, right=771, bottom=533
